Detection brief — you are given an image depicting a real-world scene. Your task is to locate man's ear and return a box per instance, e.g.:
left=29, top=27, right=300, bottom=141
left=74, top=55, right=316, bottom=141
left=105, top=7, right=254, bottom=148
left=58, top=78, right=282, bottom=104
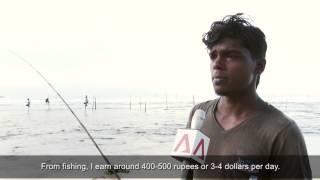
left=255, top=59, right=266, bottom=74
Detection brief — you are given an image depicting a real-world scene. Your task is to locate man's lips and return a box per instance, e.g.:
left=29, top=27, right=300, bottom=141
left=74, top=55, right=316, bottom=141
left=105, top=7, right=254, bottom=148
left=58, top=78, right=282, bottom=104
left=212, top=76, right=228, bottom=80
left=212, top=76, right=228, bottom=85
left=212, top=72, right=227, bottom=79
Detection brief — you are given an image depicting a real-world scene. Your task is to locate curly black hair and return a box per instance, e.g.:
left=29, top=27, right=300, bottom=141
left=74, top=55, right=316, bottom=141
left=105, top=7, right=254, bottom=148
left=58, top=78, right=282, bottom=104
left=202, top=13, right=267, bottom=61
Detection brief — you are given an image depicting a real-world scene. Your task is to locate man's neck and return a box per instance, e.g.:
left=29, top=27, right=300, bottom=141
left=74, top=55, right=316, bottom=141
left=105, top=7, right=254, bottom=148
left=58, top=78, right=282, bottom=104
left=215, top=91, right=266, bottom=130
left=217, top=91, right=264, bottom=118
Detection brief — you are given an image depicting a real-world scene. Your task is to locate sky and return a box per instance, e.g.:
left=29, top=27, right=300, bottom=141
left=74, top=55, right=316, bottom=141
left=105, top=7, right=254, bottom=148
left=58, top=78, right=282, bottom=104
left=0, top=0, right=320, bottom=102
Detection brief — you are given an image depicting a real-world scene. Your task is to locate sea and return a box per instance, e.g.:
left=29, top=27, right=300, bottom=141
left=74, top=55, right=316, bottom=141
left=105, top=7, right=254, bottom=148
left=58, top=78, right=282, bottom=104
left=0, top=98, right=319, bottom=178
left=1, top=98, right=319, bottom=155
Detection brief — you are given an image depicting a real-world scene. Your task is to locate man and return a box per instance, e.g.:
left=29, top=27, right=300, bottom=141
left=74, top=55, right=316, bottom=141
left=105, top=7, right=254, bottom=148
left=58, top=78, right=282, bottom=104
left=26, top=98, right=30, bottom=108
left=84, top=95, right=89, bottom=109
left=184, top=13, right=311, bottom=179
left=45, top=97, right=50, bottom=105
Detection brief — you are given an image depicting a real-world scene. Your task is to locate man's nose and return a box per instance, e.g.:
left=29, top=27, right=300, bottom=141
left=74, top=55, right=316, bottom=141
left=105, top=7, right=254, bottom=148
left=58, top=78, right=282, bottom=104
left=212, top=56, right=225, bottom=70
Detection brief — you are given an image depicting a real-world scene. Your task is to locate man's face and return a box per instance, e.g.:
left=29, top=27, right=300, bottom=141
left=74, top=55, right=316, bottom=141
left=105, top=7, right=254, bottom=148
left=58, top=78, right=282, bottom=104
left=209, top=38, right=257, bottom=96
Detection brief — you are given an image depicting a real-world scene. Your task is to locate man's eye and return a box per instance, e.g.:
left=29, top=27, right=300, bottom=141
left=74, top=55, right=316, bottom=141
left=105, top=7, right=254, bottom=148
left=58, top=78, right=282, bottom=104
left=228, top=53, right=241, bottom=58
left=210, top=53, right=217, bottom=60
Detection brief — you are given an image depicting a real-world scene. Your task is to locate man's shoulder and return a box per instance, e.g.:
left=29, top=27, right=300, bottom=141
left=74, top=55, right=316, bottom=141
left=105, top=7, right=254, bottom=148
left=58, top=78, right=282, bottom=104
left=258, top=103, right=298, bottom=134
left=186, top=99, right=218, bottom=128
left=192, top=99, right=218, bottom=112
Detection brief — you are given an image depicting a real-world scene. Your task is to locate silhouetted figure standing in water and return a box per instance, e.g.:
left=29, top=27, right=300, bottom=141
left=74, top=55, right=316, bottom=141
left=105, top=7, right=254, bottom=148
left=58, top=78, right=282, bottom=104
left=84, top=96, right=89, bottom=110
left=45, top=97, right=50, bottom=110
left=26, top=98, right=30, bottom=111
left=45, top=97, right=50, bottom=104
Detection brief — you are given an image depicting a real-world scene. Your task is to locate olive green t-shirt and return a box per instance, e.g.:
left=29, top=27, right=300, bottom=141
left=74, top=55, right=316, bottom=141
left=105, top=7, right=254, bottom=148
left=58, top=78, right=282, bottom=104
left=185, top=99, right=311, bottom=179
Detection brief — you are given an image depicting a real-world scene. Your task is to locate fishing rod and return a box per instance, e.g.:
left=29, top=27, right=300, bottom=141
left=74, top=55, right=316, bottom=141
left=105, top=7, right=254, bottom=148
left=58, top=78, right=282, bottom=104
left=9, top=50, right=121, bottom=180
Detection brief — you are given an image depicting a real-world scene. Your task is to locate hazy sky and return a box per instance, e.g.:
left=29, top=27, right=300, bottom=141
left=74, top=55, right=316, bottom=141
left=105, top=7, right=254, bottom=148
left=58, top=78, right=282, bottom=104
left=1, top=0, right=319, bottom=101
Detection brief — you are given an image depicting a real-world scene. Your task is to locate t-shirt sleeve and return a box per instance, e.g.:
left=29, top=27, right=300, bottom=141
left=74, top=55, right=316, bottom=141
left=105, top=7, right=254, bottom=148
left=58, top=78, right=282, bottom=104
left=185, top=100, right=214, bottom=129
left=270, top=121, right=312, bottom=179
left=185, top=104, right=199, bottom=129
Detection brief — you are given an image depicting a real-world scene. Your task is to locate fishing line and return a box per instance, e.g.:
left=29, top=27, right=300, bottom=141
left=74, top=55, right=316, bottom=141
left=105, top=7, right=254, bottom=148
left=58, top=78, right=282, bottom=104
left=9, top=50, right=121, bottom=180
